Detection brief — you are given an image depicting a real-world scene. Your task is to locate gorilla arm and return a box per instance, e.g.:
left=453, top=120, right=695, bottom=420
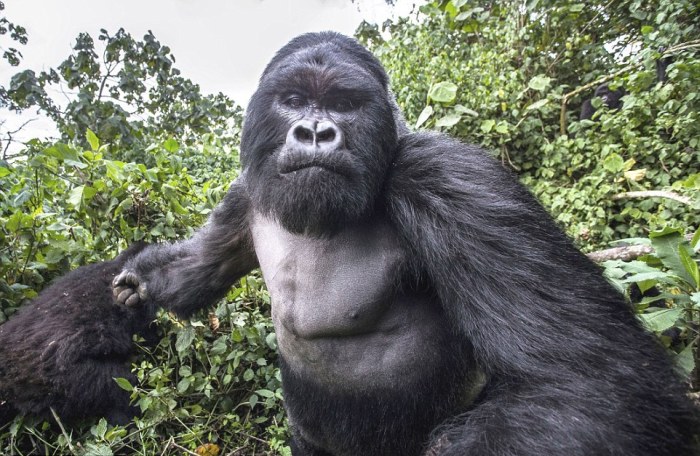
left=386, top=133, right=690, bottom=455
left=113, top=178, right=258, bottom=317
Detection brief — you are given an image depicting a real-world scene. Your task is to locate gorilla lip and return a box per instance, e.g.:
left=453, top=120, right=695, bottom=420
left=277, top=148, right=355, bottom=177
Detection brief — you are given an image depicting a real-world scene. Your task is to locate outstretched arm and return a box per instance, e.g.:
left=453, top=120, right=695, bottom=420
left=387, top=133, right=696, bottom=455
left=114, top=177, right=258, bottom=317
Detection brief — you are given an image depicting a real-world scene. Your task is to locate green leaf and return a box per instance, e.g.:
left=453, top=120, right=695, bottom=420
left=114, top=377, right=134, bottom=392
left=691, top=229, right=700, bottom=250
left=415, top=105, right=434, bottom=129
left=243, top=368, right=255, bottom=382
left=86, top=129, right=100, bottom=151
left=176, top=326, right=196, bottom=353
left=480, top=119, right=495, bottom=133
left=453, top=105, right=478, bottom=117
left=526, top=99, right=549, bottom=111
left=83, top=443, right=113, bottom=456
left=676, top=342, right=695, bottom=377
left=163, top=138, right=179, bottom=153
left=603, top=153, right=624, bottom=173
left=0, top=166, right=11, bottom=177
left=210, top=335, right=228, bottom=355
left=428, top=82, right=458, bottom=103
left=650, top=229, right=695, bottom=285
left=91, top=418, right=108, bottom=439
left=528, top=75, right=551, bottom=92
left=177, top=377, right=191, bottom=393
left=68, top=185, right=85, bottom=207
left=678, top=248, right=700, bottom=288
left=639, top=308, right=682, bottom=332
left=255, top=389, right=275, bottom=398
left=435, top=112, right=462, bottom=127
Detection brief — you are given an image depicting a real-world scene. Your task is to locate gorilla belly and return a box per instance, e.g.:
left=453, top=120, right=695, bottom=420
left=251, top=213, right=453, bottom=388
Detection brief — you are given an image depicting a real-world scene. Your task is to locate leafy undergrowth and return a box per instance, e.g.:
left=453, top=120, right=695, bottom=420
left=0, top=273, right=291, bottom=456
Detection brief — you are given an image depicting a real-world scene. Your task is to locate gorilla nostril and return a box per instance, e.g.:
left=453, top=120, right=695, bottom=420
left=316, top=127, right=336, bottom=144
left=294, top=126, right=315, bottom=145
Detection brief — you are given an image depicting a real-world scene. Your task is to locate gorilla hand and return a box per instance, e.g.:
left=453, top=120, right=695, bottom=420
left=112, top=270, right=148, bottom=307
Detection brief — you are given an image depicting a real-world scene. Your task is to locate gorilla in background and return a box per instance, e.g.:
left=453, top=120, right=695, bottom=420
left=579, top=83, right=626, bottom=120
left=0, top=243, right=155, bottom=426
left=113, top=33, right=698, bottom=455
left=580, top=52, right=673, bottom=121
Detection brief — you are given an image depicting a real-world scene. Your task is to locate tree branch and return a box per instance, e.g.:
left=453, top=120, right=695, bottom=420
left=612, top=190, right=693, bottom=206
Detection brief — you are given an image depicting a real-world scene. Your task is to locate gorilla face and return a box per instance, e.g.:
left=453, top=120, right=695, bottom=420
left=241, top=33, right=398, bottom=235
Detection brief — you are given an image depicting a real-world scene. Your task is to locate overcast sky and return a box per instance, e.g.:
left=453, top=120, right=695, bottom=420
left=0, top=0, right=418, bottom=147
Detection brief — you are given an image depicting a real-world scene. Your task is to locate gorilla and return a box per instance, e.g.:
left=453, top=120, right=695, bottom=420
left=579, top=83, right=626, bottom=120
left=113, top=33, right=698, bottom=455
left=0, top=243, right=155, bottom=426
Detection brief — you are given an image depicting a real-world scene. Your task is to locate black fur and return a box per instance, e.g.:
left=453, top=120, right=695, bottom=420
left=580, top=83, right=626, bottom=120
left=0, top=243, right=154, bottom=426
left=115, top=32, right=698, bottom=455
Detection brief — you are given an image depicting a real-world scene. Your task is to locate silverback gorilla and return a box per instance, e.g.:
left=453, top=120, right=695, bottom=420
left=0, top=243, right=154, bottom=426
left=113, top=33, right=698, bottom=455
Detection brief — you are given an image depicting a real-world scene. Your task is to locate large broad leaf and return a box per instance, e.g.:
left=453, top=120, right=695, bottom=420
left=527, top=75, right=551, bottom=92
left=639, top=308, right=682, bottom=332
left=428, top=82, right=458, bottom=103
left=650, top=228, right=696, bottom=286
left=435, top=112, right=462, bottom=127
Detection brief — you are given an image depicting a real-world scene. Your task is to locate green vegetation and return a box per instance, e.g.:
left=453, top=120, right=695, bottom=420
left=1, top=0, right=698, bottom=454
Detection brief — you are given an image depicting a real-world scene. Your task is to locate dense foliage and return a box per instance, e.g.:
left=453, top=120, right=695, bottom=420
left=0, top=0, right=698, bottom=454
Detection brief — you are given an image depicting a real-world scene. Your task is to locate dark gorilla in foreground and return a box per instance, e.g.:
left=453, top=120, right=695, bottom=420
left=113, top=33, right=698, bottom=455
left=0, top=243, right=154, bottom=426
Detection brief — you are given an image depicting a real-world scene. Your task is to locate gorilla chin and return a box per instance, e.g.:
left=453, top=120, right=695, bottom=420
left=265, top=167, right=377, bottom=236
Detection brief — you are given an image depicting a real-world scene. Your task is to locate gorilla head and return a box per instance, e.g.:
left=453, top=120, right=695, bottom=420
left=241, top=32, right=398, bottom=235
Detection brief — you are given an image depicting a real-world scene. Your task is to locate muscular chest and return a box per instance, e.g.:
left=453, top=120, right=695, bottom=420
left=250, top=213, right=404, bottom=338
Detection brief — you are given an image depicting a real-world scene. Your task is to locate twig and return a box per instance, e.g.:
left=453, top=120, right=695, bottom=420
left=160, top=436, right=175, bottom=456
left=1, top=117, right=37, bottom=159
left=50, top=407, right=78, bottom=455
left=587, top=244, right=654, bottom=263
left=169, top=440, right=200, bottom=456
left=587, top=233, right=694, bottom=263
left=612, top=190, right=693, bottom=206
left=240, top=431, right=269, bottom=446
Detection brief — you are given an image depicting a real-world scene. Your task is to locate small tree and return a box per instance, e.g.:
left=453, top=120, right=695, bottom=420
left=2, top=28, right=242, bottom=161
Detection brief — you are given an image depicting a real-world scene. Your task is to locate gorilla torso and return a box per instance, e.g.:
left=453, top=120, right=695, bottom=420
left=252, top=212, right=479, bottom=455
left=251, top=212, right=466, bottom=390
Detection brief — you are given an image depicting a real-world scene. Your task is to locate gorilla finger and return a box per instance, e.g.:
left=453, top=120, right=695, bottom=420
left=124, top=292, right=141, bottom=307
left=112, top=270, right=140, bottom=288
left=137, top=284, right=149, bottom=301
left=116, top=288, right=137, bottom=305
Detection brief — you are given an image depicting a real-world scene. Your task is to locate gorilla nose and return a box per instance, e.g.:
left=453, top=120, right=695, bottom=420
left=287, top=119, right=343, bottom=151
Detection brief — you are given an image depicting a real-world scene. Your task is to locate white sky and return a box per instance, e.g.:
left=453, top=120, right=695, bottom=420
left=0, top=0, right=418, bottom=149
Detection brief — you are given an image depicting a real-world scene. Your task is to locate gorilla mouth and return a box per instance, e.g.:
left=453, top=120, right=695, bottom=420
left=277, top=148, right=356, bottom=177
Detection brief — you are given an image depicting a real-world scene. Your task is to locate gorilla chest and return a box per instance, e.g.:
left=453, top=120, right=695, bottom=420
left=250, top=214, right=403, bottom=339
left=250, top=214, right=450, bottom=387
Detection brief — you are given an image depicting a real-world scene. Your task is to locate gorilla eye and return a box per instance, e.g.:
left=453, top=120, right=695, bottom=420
left=284, top=96, right=306, bottom=109
left=332, top=99, right=354, bottom=112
